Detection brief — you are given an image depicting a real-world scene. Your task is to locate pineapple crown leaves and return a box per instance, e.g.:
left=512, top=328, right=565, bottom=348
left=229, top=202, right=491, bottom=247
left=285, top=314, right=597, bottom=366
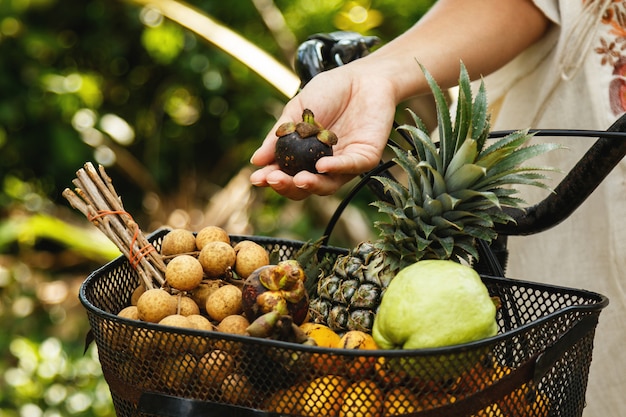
left=370, top=61, right=562, bottom=267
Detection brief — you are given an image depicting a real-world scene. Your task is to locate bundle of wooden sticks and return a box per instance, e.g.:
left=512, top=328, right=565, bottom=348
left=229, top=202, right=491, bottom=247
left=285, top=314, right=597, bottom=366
left=63, top=162, right=165, bottom=290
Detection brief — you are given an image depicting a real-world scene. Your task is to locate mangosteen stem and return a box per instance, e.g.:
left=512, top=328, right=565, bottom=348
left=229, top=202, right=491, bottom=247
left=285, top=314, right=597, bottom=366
left=302, top=109, right=316, bottom=125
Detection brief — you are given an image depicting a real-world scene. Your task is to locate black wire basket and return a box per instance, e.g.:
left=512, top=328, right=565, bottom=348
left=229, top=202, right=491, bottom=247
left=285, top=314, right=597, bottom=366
left=79, top=229, right=607, bottom=417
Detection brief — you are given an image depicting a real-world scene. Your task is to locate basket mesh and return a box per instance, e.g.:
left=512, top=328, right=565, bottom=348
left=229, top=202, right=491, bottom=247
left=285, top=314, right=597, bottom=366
left=79, top=232, right=607, bottom=417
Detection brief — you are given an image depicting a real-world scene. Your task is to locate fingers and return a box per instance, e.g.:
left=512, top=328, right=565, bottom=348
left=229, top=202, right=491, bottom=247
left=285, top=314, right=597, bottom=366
left=315, top=147, right=381, bottom=176
left=249, top=165, right=356, bottom=201
left=291, top=170, right=356, bottom=196
left=250, top=118, right=286, bottom=167
left=249, top=128, right=383, bottom=199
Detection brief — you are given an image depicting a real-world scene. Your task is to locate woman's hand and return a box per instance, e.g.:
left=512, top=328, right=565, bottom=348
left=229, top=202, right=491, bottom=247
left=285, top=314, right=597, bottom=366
left=249, top=64, right=397, bottom=200
left=249, top=0, right=549, bottom=200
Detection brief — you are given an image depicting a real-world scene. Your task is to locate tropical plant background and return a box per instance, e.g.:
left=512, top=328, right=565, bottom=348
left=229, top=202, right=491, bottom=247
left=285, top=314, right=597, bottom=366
left=0, top=1, right=436, bottom=415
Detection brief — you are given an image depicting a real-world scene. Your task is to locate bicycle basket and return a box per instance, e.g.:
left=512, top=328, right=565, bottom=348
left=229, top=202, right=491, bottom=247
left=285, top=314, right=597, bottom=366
left=79, top=229, right=607, bottom=417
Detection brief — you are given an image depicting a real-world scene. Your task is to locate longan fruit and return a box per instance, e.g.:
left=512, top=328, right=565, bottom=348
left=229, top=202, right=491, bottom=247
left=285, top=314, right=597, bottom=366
left=176, top=295, right=201, bottom=316
left=221, top=373, right=255, bottom=406
left=199, top=241, right=236, bottom=278
left=190, top=280, right=224, bottom=311
left=196, top=225, right=230, bottom=249
left=205, top=285, right=242, bottom=322
left=186, top=314, right=214, bottom=355
left=157, top=314, right=199, bottom=351
left=158, top=314, right=191, bottom=328
left=217, top=314, right=250, bottom=335
left=137, top=288, right=177, bottom=323
left=186, top=314, right=214, bottom=331
left=127, top=327, right=158, bottom=357
left=131, top=285, right=146, bottom=306
left=159, top=352, right=197, bottom=392
left=118, top=305, right=139, bottom=320
left=166, top=254, right=204, bottom=291
left=233, top=241, right=270, bottom=279
left=196, top=350, right=234, bottom=390
left=161, top=228, right=197, bottom=256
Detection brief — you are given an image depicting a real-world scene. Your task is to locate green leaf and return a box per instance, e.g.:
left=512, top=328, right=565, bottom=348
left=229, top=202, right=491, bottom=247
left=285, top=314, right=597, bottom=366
left=454, top=240, right=480, bottom=261
left=449, top=189, right=501, bottom=209
left=398, top=122, right=441, bottom=170
left=471, top=80, right=490, bottom=150
left=417, top=217, right=437, bottom=239
left=443, top=210, right=496, bottom=228
left=436, top=192, right=461, bottom=212
left=419, top=62, right=452, bottom=170
left=445, top=138, right=478, bottom=179
left=464, top=225, right=498, bottom=242
left=446, top=164, right=487, bottom=192
left=453, top=63, right=474, bottom=152
left=400, top=108, right=430, bottom=161
left=404, top=197, right=428, bottom=219
left=423, top=195, right=443, bottom=217
left=430, top=234, right=455, bottom=259
left=431, top=215, right=462, bottom=231
left=417, top=161, right=447, bottom=196
left=485, top=143, right=562, bottom=177
left=478, top=130, right=532, bottom=165
left=374, top=175, right=408, bottom=207
left=475, top=165, right=559, bottom=191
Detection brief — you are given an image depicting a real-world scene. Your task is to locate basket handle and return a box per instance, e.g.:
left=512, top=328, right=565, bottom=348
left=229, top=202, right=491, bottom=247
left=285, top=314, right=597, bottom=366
left=532, top=313, right=599, bottom=382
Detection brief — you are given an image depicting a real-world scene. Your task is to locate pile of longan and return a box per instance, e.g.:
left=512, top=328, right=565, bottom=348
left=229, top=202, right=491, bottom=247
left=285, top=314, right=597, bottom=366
left=117, top=226, right=271, bottom=336
left=110, top=226, right=278, bottom=404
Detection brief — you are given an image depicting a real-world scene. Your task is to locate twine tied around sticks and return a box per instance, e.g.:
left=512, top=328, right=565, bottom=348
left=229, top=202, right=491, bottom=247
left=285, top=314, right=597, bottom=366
left=87, top=209, right=157, bottom=270
left=63, top=163, right=166, bottom=290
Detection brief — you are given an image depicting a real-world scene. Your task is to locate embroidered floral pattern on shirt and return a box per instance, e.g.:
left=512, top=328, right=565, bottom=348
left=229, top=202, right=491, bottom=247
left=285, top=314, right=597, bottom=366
left=596, top=1, right=626, bottom=114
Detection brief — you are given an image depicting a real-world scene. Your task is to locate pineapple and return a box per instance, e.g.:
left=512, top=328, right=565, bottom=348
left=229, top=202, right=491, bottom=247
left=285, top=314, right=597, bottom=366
left=310, top=62, right=560, bottom=333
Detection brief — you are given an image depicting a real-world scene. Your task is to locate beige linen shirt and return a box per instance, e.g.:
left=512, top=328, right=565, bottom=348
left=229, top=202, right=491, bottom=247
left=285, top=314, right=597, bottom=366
left=483, top=1, right=626, bottom=415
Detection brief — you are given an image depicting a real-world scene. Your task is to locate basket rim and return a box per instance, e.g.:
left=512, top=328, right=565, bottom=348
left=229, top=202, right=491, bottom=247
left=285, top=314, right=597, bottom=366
left=78, top=234, right=609, bottom=356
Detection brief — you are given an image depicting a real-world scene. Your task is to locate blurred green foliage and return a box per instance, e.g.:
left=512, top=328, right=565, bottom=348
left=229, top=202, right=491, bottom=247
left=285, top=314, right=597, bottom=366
left=0, top=0, right=435, bottom=415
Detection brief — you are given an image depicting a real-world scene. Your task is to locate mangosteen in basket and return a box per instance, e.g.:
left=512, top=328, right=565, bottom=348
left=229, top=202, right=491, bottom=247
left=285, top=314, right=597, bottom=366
left=274, top=109, right=338, bottom=176
left=241, top=260, right=309, bottom=325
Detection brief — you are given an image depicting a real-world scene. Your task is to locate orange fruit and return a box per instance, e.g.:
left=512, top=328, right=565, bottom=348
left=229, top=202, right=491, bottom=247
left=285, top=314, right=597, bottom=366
left=301, top=323, right=342, bottom=347
left=374, top=357, right=409, bottom=386
left=338, top=330, right=378, bottom=350
left=339, top=379, right=383, bottom=417
left=454, top=359, right=511, bottom=395
left=263, top=383, right=308, bottom=414
left=300, top=375, right=349, bottom=416
left=498, top=382, right=550, bottom=417
left=301, top=323, right=343, bottom=373
left=383, top=386, right=419, bottom=416
left=337, top=330, right=379, bottom=378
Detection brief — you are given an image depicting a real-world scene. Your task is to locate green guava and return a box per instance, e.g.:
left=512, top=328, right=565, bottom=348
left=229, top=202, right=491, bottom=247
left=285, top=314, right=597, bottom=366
left=372, top=260, right=497, bottom=381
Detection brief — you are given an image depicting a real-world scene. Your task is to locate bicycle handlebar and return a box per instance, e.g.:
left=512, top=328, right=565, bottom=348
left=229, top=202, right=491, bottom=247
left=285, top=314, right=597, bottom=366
left=494, top=117, right=626, bottom=235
